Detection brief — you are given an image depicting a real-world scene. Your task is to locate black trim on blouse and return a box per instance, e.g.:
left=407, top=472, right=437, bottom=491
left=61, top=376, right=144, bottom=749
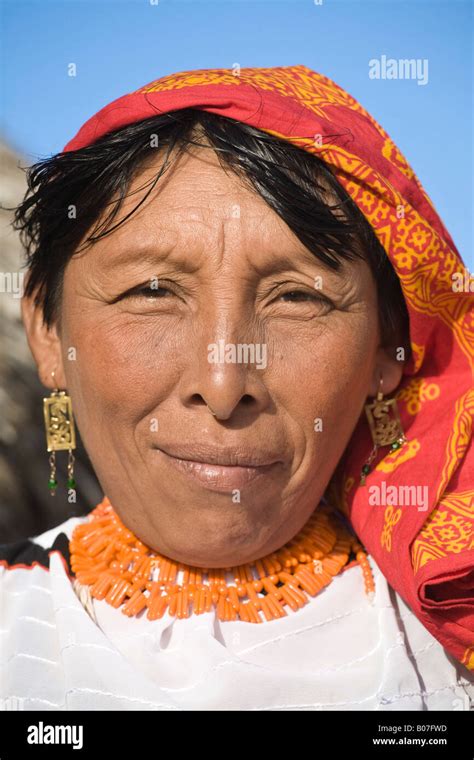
left=0, top=532, right=73, bottom=575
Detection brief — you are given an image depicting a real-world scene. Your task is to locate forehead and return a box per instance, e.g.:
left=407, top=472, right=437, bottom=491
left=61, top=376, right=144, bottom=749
left=79, top=145, right=324, bottom=271
left=116, top=145, right=282, bottom=225
left=70, top=141, right=368, bottom=289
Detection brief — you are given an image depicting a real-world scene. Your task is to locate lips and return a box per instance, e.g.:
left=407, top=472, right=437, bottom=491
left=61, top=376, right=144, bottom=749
left=152, top=443, right=284, bottom=492
left=155, top=443, right=282, bottom=468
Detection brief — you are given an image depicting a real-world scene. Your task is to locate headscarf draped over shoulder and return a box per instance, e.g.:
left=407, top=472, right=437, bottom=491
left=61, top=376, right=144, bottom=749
left=64, top=65, right=474, bottom=670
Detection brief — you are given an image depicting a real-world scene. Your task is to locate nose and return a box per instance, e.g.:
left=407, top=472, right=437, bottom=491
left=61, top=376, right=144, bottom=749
left=179, top=333, right=272, bottom=422
left=184, top=360, right=271, bottom=421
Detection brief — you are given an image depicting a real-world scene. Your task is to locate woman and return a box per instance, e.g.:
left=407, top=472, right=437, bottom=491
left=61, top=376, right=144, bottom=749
left=1, top=65, right=473, bottom=711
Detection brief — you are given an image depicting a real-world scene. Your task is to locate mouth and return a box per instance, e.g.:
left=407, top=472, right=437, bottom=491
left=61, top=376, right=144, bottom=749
left=152, top=444, right=284, bottom=492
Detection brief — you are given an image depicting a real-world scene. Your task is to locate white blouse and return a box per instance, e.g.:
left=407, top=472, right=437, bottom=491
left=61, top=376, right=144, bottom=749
left=1, top=515, right=473, bottom=711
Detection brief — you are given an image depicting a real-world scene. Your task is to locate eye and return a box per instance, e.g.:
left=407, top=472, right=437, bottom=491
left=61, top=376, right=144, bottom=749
left=279, top=290, right=321, bottom=302
left=122, top=284, right=175, bottom=300
left=277, top=289, right=333, bottom=308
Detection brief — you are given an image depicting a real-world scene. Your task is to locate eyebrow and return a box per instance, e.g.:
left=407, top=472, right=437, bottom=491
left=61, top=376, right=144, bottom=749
left=97, top=242, right=200, bottom=274
left=249, top=249, right=348, bottom=279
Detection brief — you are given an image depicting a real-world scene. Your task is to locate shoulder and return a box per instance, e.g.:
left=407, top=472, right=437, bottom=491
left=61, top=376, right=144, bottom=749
left=0, top=514, right=88, bottom=578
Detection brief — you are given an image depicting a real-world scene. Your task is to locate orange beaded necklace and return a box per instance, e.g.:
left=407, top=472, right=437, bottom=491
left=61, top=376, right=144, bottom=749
left=69, top=497, right=375, bottom=623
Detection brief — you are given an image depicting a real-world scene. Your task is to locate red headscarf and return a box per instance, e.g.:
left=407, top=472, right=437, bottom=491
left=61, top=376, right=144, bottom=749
left=63, top=65, right=474, bottom=670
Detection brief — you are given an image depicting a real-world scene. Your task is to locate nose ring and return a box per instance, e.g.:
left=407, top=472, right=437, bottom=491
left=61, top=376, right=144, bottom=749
left=207, top=405, right=217, bottom=416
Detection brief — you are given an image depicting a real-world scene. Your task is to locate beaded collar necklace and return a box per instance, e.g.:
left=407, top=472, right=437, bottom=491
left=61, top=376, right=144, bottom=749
left=70, top=497, right=375, bottom=623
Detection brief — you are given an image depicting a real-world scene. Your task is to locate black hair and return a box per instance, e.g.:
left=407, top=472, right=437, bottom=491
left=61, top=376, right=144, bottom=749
left=12, top=107, right=410, bottom=352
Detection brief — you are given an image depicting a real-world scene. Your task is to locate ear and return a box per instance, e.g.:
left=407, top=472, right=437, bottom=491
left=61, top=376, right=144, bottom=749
left=21, top=285, right=66, bottom=390
left=368, top=345, right=405, bottom=398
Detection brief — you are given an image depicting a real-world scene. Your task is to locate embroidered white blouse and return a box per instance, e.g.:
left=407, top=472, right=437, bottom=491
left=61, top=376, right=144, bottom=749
left=1, top=515, right=473, bottom=711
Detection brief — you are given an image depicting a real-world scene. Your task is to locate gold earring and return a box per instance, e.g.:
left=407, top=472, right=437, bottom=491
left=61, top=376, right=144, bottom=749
left=359, top=373, right=407, bottom=485
left=43, top=370, right=77, bottom=496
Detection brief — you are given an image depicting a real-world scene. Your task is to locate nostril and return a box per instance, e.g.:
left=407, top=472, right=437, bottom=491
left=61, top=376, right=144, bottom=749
left=190, top=394, right=208, bottom=407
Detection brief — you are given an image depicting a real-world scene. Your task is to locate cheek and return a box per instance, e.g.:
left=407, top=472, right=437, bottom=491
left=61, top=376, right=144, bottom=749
left=268, top=313, right=377, bottom=450
left=60, top=312, right=186, bottom=428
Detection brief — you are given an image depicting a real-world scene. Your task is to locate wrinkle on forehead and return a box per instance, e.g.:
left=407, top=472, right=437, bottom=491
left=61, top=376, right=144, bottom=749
left=75, top=147, right=291, bottom=258
left=71, top=139, right=366, bottom=292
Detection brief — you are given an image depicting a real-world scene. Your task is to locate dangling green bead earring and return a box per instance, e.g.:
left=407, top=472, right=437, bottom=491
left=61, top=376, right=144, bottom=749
left=48, top=451, right=58, bottom=496
left=360, top=448, right=377, bottom=486
left=67, top=449, right=76, bottom=490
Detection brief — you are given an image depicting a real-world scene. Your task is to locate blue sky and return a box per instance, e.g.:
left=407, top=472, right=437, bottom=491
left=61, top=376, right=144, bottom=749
left=1, top=0, right=472, bottom=268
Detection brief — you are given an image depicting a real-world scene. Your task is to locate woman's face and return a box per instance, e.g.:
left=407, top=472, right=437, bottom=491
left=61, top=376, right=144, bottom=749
left=23, top=144, right=403, bottom=567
